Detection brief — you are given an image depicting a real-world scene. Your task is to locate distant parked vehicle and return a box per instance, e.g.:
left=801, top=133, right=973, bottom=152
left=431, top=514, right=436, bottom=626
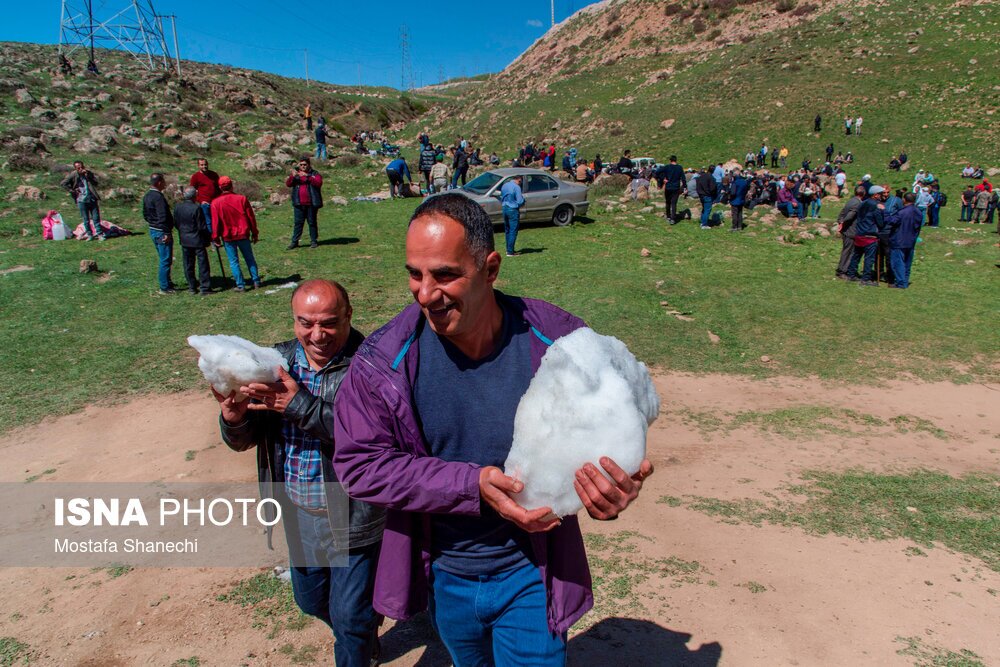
left=447, top=168, right=590, bottom=226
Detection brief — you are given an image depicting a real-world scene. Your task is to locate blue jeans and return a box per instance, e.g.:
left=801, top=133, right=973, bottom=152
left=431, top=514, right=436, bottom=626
left=889, top=247, right=914, bottom=288
left=287, top=507, right=380, bottom=667
left=700, top=196, right=714, bottom=226
left=503, top=206, right=520, bottom=254
left=200, top=202, right=213, bottom=235
left=223, top=238, right=259, bottom=288
left=809, top=199, right=821, bottom=218
left=849, top=241, right=878, bottom=281
left=79, top=200, right=101, bottom=236
left=149, top=228, right=173, bottom=290
left=429, top=560, right=566, bottom=667
left=316, top=142, right=327, bottom=160
left=928, top=205, right=940, bottom=227
left=960, top=203, right=973, bottom=221
left=778, top=202, right=803, bottom=219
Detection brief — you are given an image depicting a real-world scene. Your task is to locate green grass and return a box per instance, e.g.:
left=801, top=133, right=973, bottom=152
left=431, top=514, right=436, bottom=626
left=579, top=531, right=709, bottom=625
left=0, top=637, right=30, bottom=666
left=216, top=573, right=313, bottom=637
left=170, top=658, right=201, bottom=667
left=676, top=406, right=953, bottom=440
left=184, top=450, right=196, bottom=462
left=667, top=469, right=1000, bottom=571
left=24, top=469, right=56, bottom=483
left=278, top=643, right=320, bottom=664
left=105, top=564, right=133, bottom=578
left=1, top=192, right=996, bottom=433
left=895, top=636, right=984, bottom=667
left=1, top=24, right=998, bottom=435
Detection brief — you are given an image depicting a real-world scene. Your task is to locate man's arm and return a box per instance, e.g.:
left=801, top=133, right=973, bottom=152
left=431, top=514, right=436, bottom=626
left=244, top=199, right=259, bottom=241
left=240, top=367, right=334, bottom=442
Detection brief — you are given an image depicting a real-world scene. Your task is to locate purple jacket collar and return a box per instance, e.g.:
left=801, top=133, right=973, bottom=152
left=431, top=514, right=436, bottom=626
left=333, top=291, right=593, bottom=634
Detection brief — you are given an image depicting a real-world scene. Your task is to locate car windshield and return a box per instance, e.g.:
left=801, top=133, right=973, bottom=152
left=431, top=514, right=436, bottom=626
left=462, top=172, right=503, bottom=194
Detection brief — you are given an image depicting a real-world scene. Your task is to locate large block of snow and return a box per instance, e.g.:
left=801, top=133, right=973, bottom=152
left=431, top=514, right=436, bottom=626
left=503, top=328, right=660, bottom=517
left=188, top=334, right=287, bottom=398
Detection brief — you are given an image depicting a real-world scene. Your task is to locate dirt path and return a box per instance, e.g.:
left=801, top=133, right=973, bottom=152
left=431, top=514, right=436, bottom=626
left=0, top=374, right=997, bottom=665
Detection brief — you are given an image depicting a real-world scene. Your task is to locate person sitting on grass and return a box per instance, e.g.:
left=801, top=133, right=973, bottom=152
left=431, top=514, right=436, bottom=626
left=776, top=179, right=804, bottom=219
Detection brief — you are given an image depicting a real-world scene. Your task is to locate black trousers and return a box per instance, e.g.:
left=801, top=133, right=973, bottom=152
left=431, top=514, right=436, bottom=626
left=182, top=246, right=211, bottom=292
left=731, top=204, right=744, bottom=230
left=836, top=229, right=855, bottom=276
left=292, top=205, right=319, bottom=245
left=665, top=188, right=682, bottom=221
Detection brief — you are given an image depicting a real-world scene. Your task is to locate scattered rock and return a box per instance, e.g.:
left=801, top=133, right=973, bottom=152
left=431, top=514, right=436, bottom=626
left=707, top=331, right=721, bottom=344
left=29, top=106, right=56, bottom=120
left=640, top=206, right=654, bottom=214
left=269, top=192, right=289, bottom=206
left=14, top=88, right=35, bottom=104
left=964, top=259, right=976, bottom=265
left=182, top=132, right=209, bottom=149
left=79, top=260, right=99, bottom=274
left=660, top=118, right=675, bottom=129
left=255, top=133, right=276, bottom=150
left=897, top=90, right=907, bottom=97
left=330, top=196, right=349, bottom=206
left=73, top=138, right=106, bottom=153
left=163, top=128, right=180, bottom=138
left=9, top=185, right=44, bottom=201
left=640, top=248, right=651, bottom=257
left=243, top=153, right=280, bottom=172
left=104, top=187, right=136, bottom=201
left=760, top=355, right=772, bottom=363
left=88, top=125, right=118, bottom=147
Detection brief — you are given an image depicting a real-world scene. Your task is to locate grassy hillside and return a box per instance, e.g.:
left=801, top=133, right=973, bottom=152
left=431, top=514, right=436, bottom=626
left=414, top=0, right=999, bottom=190
left=0, top=41, right=429, bottom=238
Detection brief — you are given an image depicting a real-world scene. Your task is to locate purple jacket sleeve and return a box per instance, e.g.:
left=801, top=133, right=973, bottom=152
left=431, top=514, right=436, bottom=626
left=333, top=361, right=483, bottom=516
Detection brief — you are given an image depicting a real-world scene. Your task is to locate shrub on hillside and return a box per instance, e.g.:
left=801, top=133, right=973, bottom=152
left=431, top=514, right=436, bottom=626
left=590, top=174, right=630, bottom=200
left=791, top=2, right=817, bottom=15
left=708, top=28, right=723, bottom=40
left=664, top=2, right=683, bottom=15
left=236, top=179, right=265, bottom=202
left=328, top=120, right=347, bottom=136
left=7, top=152, right=46, bottom=172
left=336, top=154, right=360, bottom=167
left=692, top=18, right=708, bottom=33
left=602, top=23, right=623, bottom=40
left=775, top=0, right=796, bottom=12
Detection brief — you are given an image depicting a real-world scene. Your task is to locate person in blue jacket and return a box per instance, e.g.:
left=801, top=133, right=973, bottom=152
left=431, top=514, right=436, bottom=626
left=728, top=168, right=749, bottom=231
left=386, top=157, right=413, bottom=198
left=847, top=185, right=888, bottom=285
left=884, top=192, right=923, bottom=289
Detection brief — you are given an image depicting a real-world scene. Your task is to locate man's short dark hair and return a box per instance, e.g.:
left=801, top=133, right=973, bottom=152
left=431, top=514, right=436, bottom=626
left=150, top=173, right=164, bottom=186
left=410, top=193, right=494, bottom=268
left=298, top=156, right=311, bottom=164
left=73, top=160, right=84, bottom=167
left=855, top=185, right=867, bottom=197
left=669, top=155, right=677, bottom=162
left=903, top=192, right=917, bottom=204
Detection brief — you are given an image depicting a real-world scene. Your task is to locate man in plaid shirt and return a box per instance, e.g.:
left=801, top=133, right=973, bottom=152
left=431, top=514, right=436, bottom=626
left=215, top=279, right=385, bottom=667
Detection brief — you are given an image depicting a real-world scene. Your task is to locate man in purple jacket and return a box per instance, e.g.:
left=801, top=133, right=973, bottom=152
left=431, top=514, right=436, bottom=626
left=333, top=194, right=653, bottom=666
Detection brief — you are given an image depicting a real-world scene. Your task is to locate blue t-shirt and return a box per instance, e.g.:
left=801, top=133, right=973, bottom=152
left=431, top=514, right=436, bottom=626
left=414, top=302, right=533, bottom=576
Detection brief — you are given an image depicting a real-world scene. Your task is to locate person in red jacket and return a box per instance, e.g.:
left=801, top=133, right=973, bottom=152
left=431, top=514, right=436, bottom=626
left=210, top=176, right=261, bottom=292
left=189, top=158, right=221, bottom=235
left=284, top=157, right=323, bottom=249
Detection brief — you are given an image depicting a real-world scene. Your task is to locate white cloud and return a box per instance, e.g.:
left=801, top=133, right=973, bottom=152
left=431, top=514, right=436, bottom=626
left=526, top=19, right=544, bottom=27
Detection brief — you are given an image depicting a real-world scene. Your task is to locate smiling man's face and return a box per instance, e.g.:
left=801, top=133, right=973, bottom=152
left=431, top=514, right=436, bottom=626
left=405, top=213, right=499, bottom=344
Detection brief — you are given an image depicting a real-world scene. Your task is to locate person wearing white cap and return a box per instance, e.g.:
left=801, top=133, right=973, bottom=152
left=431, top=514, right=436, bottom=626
left=846, top=185, right=888, bottom=285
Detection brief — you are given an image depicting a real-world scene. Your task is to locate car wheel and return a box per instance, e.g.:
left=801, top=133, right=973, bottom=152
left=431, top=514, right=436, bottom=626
left=552, top=204, right=574, bottom=227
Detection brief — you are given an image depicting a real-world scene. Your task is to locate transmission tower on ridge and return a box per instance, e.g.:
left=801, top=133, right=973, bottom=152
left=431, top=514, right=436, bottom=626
left=58, top=0, right=178, bottom=73
left=399, top=25, right=414, bottom=91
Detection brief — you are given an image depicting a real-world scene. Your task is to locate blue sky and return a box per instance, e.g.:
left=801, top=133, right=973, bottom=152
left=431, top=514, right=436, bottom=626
left=3, top=0, right=600, bottom=88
